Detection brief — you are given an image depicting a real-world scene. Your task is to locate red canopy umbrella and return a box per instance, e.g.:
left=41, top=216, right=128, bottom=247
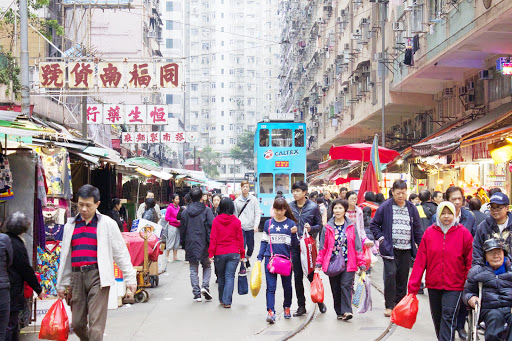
left=357, top=162, right=380, bottom=205
left=329, top=143, right=400, bottom=163
left=335, top=177, right=359, bottom=185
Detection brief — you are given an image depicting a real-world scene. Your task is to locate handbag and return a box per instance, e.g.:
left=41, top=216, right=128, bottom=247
left=300, top=229, right=317, bottom=276
left=238, top=262, right=248, bottom=295
left=267, top=220, right=292, bottom=276
left=324, top=252, right=346, bottom=277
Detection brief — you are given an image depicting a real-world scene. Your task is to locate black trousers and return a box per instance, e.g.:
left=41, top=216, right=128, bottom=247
left=291, top=246, right=314, bottom=308
left=383, top=248, right=411, bottom=309
left=329, top=270, right=355, bottom=315
left=428, top=289, right=462, bottom=341
left=480, top=307, right=512, bottom=341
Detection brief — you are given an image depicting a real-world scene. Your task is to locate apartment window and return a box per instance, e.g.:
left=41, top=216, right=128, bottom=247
left=221, top=97, right=224, bottom=102
left=211, top=97, right=216, bottom=103
left=166, top=1, right=173, bottom=11
left=211, top=82, right=216, bottom=88
left=221, top=139, right=225, bottom=145
left=221, top=69, right=224, bottom=74
left=221, top=82, right=224, bottom=88
left=165, top=39, right=173, bottom=49
left=191, top=125, right=198, bottom=132
left=202, top=42, right=210, bottom=50
left=221, top=111, right=224, bottom=116
left=166, top=94, right=173, bottom=104
left=230, top=138, right=236, bottom=145
left=221, top=125, right=224, bottom=131
left=166, top=20, right=173, bottom=30
left=191, top=84, right=198, bottom=91
left=229, top=124, right=234, bottom=131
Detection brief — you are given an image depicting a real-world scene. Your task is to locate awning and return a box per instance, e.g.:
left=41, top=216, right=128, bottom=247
left=70, top=151, right=100, bottom=165
left=149, top=170, right=173, bottom=180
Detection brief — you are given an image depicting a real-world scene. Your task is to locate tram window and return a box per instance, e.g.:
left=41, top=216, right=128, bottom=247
left=259, top=129, right=269, bottom=147
left=275, top=174, right=290, bottom=194
left=291, top=173, right=305, bottom=185
left=259, top=173, right=274, bottom=194
left=272, top=129, right=292, bottom=147
left=295, top=129, right=304, bottom=147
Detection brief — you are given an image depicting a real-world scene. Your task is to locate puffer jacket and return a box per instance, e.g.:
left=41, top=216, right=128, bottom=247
left=180, top=202, right=214, bottom=262
left=463, top=259, right=512, bottom=311
left=473, top=212, right=512, bottom=265
left=408, top=224, right=473, bottom=294
left=316, top=216, right=365, bottom=273
left=0, top=234, right=12, bottom=290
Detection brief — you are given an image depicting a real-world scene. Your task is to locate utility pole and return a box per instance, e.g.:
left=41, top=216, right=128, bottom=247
left=19, top=0, right=30, bottom=117
left=381, top=0, right=387, bottom=147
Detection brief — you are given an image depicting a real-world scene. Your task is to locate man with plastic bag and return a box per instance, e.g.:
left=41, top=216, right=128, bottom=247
left=57, top=185, right=137, bottom=341
left=464, top=238, right=512, bottom=341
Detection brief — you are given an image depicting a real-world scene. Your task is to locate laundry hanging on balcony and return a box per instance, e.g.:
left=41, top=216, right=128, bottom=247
left=404, top=39, right=414, bottom=66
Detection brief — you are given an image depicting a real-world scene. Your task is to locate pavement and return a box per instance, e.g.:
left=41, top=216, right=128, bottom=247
left=22, top=232, right=445, bottom=340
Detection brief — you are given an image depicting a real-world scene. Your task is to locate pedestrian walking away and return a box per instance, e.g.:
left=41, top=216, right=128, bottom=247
left=316, top=199, right=366, bottom=320
left=464, top=238, right=512, bottom=341
left=234, top=180, right=261, bottom=268
left=0, top=215, right=13, bottom=340
left=257, top=198, right=296, bottom=324
left=408, top=202, right=473, bottom=341
left=180, top=187, right=215, bottom=302
left=370, top=180, right=423, bottom=317
left=289, top=181, right=326, bottom=316
left=56, top=185, right=137, bottom=341
left=136, top=190, right=162, bottom=221
left=165, top=193, right=182, bottom=262
left=208, top=197, right=245, bottom=308
left=468, top=198, right=487, bottom=227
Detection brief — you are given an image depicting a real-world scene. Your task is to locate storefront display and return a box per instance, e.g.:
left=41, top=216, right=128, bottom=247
left=35, top=147, right=73, bottom=199
left=483, top=163, right=508, bottom=194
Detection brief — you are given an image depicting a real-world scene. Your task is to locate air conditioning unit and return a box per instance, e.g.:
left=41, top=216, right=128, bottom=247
left=343, top=85, right=349, bottom=92
left=344, top=43, right=350, bottom=50
left=443, top=88, right=454, bottom=98
left=361, top=18, right=368, bottom=25
left=317, top=17, right=324, bottom=23
left=353, top=29, right=361, bottom=36
left=362, top=65, right=370, bottom=73
left=312, top=122, right=319, bottom=127
left=336, top=17, right=342, bottom=23
left=340, top=9, right=346, bottom=16
left=404, top=0, right=415, bottom=11
left=479, top=69, right=493, bottom=80
left=392, top=22, right=405, bottom=31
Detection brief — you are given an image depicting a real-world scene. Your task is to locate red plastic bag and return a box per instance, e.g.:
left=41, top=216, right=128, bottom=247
left=39, top=300, right=69, bottom=341
left=310, top=273, right=324, bottom=303
left=363, top=246, right=372, bottom=270
left=391, top=294, right=419, bottom=329
left=300, top=230, right=318, bottom=275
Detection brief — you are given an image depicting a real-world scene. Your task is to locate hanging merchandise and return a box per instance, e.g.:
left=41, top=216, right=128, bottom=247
left=0, top=153, right=14, bottom=201
left=35, top=147, right=73, bottom=199
left=37, top=241, right=61, bottom=296
left=36, top=156, right=48, bottom=205
left=404, top=39, right=414, bottom=66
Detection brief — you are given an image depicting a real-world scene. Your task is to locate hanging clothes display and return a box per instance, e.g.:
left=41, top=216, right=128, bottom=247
left=37, top=241, right=61, bottom=296
left=35, top=147, right=73, bottom=199
left=404, top=39, right=414, bottom=66
left=412, top=35, right=420, bottom=54
left=0, top=153, right=14, bottom=200
left=42, top=204, right=66, bottom=242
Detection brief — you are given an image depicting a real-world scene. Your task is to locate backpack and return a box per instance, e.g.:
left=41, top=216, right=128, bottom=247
left=143, top=208, right=158, bottom=223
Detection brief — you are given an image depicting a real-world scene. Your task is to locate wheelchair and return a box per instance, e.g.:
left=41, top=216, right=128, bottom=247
left=467, top=302, right=509, bottom=341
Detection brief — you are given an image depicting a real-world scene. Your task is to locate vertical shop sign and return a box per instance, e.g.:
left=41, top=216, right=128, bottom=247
left=98, top=62, right=124, bottom=88
left=39, top=62, right=65, bottom=88
left=86, top=104, right=103, bottom=124
left=68, top=62, right=94, bottom=88
left=128, top=63, right=153, bottom=88
left=158, top=62, right=180, bottom=88
left=103, top=104, right=125, bottom=124
left=126, top=105, right=148, bottom=124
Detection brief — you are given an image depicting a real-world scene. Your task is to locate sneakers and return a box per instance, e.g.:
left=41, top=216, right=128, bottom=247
left=284, top=307, right=291, bottom=319
left=266, top=309, right=275, bottom=324
left=201, top=287, right=213, bottom=301
left=193, top=295, right=202, bottom=302
left=341, top=313, right=353, bottom=321
left=384, top=308, right=392, bottom=317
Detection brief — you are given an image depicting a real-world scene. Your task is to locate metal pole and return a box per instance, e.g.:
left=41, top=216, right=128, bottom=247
left=233, top=159, right=236, bottom=194
left=381, top=1, right=387, bottom=147
left=81, top=97, right=87, bottom=138
left=19, top=0, right=30, bottom=117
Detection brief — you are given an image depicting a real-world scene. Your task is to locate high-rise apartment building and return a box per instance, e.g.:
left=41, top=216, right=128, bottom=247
left=161, top=0, right=281, bottom=183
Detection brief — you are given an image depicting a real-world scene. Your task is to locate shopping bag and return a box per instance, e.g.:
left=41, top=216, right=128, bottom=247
left=300, top=230, right=317, bottom=275
left=391, top=293, right=419, bottom=329
left=310, top=273, right=324, bottom=303
left=250, top=261, right=262, bottom=298
left=39, top=299, right=69, bottom=341
left=238, top=262, right=248, bottom=295
left=358, top=273, right=372, bottom=314
left=363, top=246, right=372, bottom=270
left=352, top=272, right=366, bottom=308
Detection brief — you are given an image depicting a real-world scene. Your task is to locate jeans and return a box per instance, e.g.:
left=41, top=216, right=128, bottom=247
left=264, top=257, right=292, bottom=312
left=291, top=246, right=314, bottom=308
left=428, top=289, right=462, bottom=341
left=328, top=270, right=355, bottom=315
left=243, top=230, right=254, bottom=258
left=190, top=257, right=212, bottom=297
left=214, top=253, right=239, bottom=305
left=0, top=288, right=9, bottom=341
left=480, top=307, right=512, bottom=341
left=383, top=248, right=411, bottom=309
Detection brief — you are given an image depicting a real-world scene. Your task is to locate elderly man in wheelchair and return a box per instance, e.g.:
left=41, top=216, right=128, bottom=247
left=463, top=239, right=512, bottom=341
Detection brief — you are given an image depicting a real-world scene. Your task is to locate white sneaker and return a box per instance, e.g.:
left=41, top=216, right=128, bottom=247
left=193, top=295, right=202, bottom=302
left=201, top=288, right=212, bottom=301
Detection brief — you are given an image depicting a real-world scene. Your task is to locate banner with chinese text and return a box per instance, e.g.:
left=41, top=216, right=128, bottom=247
left=87, top=104, right=171, bottom=125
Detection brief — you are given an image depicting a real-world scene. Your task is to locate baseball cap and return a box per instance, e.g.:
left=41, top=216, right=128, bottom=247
left=483, top=238, right=508, bottom=255
left=489, top=192, right=510, bottom=205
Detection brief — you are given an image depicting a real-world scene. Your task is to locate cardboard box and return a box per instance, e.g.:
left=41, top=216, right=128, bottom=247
left=149, top=261, right=158, bottom=276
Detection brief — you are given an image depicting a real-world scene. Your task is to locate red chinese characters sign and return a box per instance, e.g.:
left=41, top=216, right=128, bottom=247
left=68, top=62, right=93, bottom=88
left=148, top=106, right=167, bottom=125
left=39, top=62, right=65, bottom=88
left=99, top=62, right=123, bottom=88
left=275, top=161, right=290, bottom=168
left=121, top=131, right=187, bottom=144
left=125, top=105, right=148, bottom=125
left=128, top=63, right=152, bottom=88
left=158, top=62, right=180, bottom=88
left=86, top=105, right=102, bottom=124
left=103, top=105, right=124, bottom=124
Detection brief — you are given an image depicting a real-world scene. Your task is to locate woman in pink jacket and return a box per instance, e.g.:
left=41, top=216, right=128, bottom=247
left=345, top=191, right=374, bottom=249
left=316, top=199, right=366, bottom=320
left=165, top=194, right=181, bottom=262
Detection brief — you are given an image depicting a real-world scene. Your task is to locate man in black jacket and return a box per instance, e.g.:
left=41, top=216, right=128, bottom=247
left=289, top=181, right=325, bottom=316
left=418, top=190, right=436, bottom=232
left=180, top=187, right=215, bottom=302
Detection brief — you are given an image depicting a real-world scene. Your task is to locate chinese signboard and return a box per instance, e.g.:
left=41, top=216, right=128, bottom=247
left=121, top=132, right=198, bottom=144
left=87, top=104, right=170, bottom=125
left=275, top=161, right=290, bottom=168
left=38, top=60, right=182, bottom=89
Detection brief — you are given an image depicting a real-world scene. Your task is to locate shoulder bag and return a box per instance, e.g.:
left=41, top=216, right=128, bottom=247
left=267, top=219, right=292, bottom=276
left=237, top=199, right=250, bottom=218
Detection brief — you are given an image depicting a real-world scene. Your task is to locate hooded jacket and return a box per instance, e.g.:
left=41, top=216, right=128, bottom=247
left=316, top=216, right=365, bottom=273
left=463, top=258, right=512, bottom=310
left=472, top=212, right=512, bottom=265
left=208, top=214, right=245, bottom=259
left=180, top=202, right=214, bottom=262
left=165, top=203, right=181, bottom=227
left=289, top=199, right=323, bottom=247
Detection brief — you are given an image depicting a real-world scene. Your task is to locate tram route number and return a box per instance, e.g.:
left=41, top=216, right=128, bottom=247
left=275, top=161, right=290, bottom=168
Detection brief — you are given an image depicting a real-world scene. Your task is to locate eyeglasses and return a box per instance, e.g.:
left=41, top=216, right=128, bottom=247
left=490, top=205, right=507, bottom=211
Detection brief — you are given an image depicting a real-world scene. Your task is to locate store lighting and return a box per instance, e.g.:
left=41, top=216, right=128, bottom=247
left=397, top=159, right=404, bottom=165
left=506, top=137, right=512, bottom=144
left=489, top=140, right=512, bottom=164
left=437, top=179, right=444, bottom=184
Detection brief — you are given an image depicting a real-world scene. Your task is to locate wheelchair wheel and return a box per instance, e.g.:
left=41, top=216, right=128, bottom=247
left=467, top=308, right=479, bottom=341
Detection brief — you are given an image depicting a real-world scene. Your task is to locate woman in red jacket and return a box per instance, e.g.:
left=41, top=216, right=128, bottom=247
left=408, top=201, right=473, bottom=341
left=208, top=198, right=245, bottom=308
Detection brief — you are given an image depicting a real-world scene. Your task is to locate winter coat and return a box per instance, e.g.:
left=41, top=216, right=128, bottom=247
left=107, top=210, right=123, bottom=232
left=165, top=203, right=181, bottom=227
left=370, top=198, right=423, bottom=259
left=408, top=224, right=473, bottom=294
left=0, top=234, right=12, bottom=290
left=471, top=210, right=487, bottom=228
left=473, top=212, right=512, bottom=265
left=7, top=233, right=41, bottom=311
left=316, top=217, right=365, bottom=273
left=463, top=259, right=512, bottom=311
left=180, top=202, right=214, bottom=262
left=289, top=199, right=323, bottom=246
left=208, top=214, right=245, bottom=259
left=430, top=207, right=476, bottom=235
left=234, top=194, right=261, bottom=231
left=418, top=201, right=437, bottom=233
left=362, top=206, right=375, bottom=241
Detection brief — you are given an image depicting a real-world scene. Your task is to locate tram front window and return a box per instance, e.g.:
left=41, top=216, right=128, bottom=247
left=260, top=129, right=269, bottom=147
left=295, top=129, right=304, bottom=147
left=259, top=173, right=273, bottom=194
left=271, top=129, right=292, bottom=147
left=275, top=174, right=290, bottom=194
left=291, top=173, right=305, bottom=185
